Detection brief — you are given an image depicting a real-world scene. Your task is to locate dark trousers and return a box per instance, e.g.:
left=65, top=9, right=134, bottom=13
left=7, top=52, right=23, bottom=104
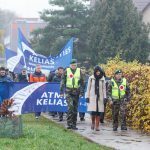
left=112, top=101, right=127, bottom=128
left=66, top=93, right=79, bottom=127
left=79, top=112, right=85, bottom=119
left=35, top=112, right=41, bottom=117
left=58, top=112, right=63, bottom=119
left=100, top=101, right=107, bottom=122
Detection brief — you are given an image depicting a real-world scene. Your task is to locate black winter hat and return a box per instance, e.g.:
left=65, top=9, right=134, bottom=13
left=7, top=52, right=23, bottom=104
left=94, top=65, right=104, bottom=79
left=94, top=65, right=102, bottom=73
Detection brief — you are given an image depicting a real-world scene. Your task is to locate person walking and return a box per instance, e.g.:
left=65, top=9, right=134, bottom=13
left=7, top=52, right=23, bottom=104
left=100, top=72, right=111, bottom=123
left=107, top=69, right=130, bottom=131
left=85, top=65, right=106, bottom=131
left=29, top=64, right=47, bottom=119
left=60, top=59, right=84, bottom=130
left=52, top=67, right=64, bottom=121
left=79, top=66, right=90, bottom=121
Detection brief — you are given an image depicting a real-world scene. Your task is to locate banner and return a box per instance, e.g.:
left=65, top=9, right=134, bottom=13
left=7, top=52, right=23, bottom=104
left=5, top=48, right=24, bottom=72
left=0, top=82, right=10, bottom=104
left=0, top=82, right=87, bottom=115
left=5, top=29, right=73, bottom=75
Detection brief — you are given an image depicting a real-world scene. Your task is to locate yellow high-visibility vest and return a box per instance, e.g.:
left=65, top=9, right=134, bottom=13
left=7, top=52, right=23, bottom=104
left=66, top=68, right=80, bottom=88
left=111, top=78, right=127, bottom=100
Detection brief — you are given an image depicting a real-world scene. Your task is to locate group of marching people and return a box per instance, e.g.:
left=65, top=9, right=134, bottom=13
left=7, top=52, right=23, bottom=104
left=0, top=58, right=130, bottom=132
left=59, top=59, right=130, bottom=131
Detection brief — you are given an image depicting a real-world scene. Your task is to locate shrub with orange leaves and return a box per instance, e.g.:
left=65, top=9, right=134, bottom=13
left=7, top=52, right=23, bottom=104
left=102, top=56, right=150, bottom=134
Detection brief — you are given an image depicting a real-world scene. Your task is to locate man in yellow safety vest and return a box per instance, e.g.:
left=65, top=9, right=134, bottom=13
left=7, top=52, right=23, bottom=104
left=60, top=59, right=84, bottom=130
left=108, top=69, right=130, bottom=131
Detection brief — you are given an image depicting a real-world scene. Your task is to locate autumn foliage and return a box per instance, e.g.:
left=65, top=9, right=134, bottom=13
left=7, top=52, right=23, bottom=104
left=103, top=57, right=150, bottom=134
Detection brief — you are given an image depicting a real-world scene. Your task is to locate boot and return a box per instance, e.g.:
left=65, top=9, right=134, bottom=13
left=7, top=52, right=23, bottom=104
left=91, top=115, right=95, bottom=130
left=121, top=126, right=127, bottom=131
left=113, top=127, right=118, bottom=131
left=95, top=116, right=100, bottom=131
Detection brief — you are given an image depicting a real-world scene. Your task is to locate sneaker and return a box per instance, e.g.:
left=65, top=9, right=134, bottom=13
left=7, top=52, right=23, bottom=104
left=80, top=118, right=85, bottom=121
left=35, top=116, right=39, bottom=119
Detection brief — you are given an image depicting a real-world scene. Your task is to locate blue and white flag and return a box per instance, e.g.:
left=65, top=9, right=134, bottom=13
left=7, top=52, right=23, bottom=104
left=5, top=48, right=24, bottom=72
left=0, top=82, right=87, bottom=115
left=5, top=48, right=17, bottom=60
left=5, top=29, right=73, bottom=74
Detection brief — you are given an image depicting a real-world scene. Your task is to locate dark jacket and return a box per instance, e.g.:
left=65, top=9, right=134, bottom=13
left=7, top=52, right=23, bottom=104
left=18, top=74, right=28, bottom=82
left=52, top=74, right=62, bottom=83
left=48, top=71, right=55, bottom=82
left=0, top=75, right=13, bottom=82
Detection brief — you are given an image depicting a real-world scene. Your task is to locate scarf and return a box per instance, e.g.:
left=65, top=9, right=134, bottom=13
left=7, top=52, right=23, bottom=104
left=94, top=74, right=103, bottom=97
left=94, top=65, right=104, bottom=97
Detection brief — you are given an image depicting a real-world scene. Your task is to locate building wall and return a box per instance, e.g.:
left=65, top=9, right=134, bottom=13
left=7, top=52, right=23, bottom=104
left=143, top=5, right=150, bottom=24
left=4, top=18, right=47, bottom=51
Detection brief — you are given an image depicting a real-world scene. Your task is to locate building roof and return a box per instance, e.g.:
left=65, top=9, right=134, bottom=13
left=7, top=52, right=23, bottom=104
left=133, top=0, right=150, bottom=12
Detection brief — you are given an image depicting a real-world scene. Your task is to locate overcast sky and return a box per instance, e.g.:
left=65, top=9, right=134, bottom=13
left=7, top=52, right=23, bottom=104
left=0, top=0, right=50, bottom=18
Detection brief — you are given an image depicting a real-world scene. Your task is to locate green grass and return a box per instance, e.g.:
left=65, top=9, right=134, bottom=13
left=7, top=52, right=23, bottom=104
left=0, top=114, right=112, bottom=150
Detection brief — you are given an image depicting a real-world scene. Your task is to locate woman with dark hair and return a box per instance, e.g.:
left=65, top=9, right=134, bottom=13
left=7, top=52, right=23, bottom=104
left=85, top=65, right=106, bottom=131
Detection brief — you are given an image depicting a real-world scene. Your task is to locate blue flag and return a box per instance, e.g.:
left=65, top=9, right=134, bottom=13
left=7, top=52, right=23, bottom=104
left=5, top=29, right=73, bottom=74
left=5, top=48, right=24, bottom=72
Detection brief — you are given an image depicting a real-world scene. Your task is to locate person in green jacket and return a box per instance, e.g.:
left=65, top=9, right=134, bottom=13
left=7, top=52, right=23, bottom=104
left=108, top=69, right=130, bottom=131
left=60, top=59, right=84, bottom=130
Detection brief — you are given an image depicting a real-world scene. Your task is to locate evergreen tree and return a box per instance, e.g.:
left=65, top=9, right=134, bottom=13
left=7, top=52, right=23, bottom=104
left=88, top=0, right=150, bottom=64
left=31, top=0, right=90, bottom=62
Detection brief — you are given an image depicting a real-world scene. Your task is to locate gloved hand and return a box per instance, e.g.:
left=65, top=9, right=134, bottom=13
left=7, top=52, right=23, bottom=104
left=104, top=98, right=108, bottom=104
left=124, top=98, right=130, bottom=102
left=86, top=98, right=90, bottom=103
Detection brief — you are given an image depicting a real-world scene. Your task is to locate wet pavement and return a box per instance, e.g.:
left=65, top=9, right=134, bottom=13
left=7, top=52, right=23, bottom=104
left=42, top=113, right=150, bottom=150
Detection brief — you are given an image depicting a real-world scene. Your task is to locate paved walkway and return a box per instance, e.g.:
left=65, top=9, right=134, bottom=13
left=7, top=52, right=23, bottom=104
left=42, top=113, right=150, bottom=150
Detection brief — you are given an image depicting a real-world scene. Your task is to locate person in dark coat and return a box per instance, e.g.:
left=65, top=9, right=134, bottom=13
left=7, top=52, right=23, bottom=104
left=0, top=67, right=13, bottom=82
left=17, top=68, right=28, bottom=82
left=79, top=66, right=90, bottom=121
left=0, top=67, right=13, bottom=104
left=52, top=67, right=64, bottom=121
left=48, top=70, right=57, bottom=82
left=100, top=71, right=111, bottom=123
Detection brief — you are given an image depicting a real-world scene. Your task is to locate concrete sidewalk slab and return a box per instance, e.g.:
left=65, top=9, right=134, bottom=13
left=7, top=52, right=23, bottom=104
left=42, top=113, right=150, bottom=150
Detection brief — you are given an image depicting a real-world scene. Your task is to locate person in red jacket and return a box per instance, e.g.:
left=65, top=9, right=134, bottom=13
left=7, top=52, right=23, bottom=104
left=29, top=65, right=47, bottom=82
left=29, top=64, right=47, bottom=119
